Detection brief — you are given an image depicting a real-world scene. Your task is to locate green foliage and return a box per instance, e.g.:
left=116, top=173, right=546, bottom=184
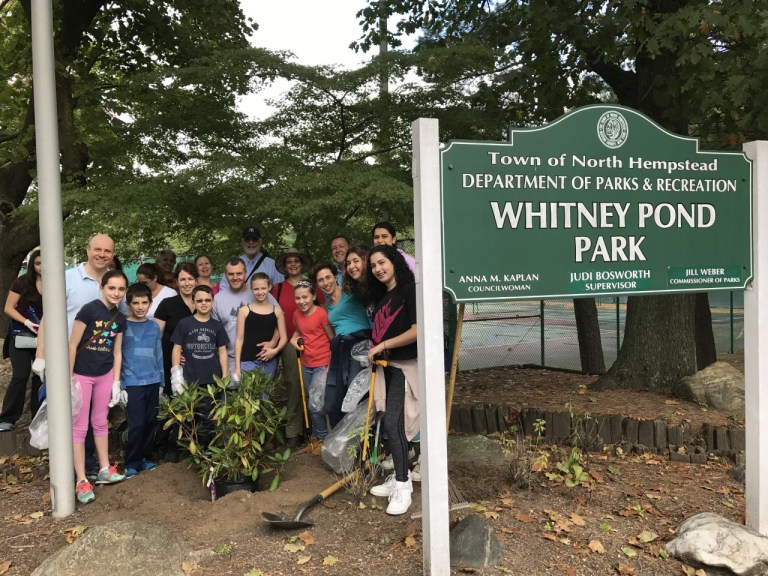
left=355, top=0, right=768, bottom=144
left=158, top=370, right=291, bottom=486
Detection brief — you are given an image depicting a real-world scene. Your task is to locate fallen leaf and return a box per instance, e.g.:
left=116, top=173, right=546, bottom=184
left=244, top=570, right=263, bottom=576
left=484, top=511, right=499, bottom=520
left=297, top=555, right=311, bottom=565
left=500, top=497, right=513, bottom=507
left=403, top=520, right=420, bottom=538
left=298, top=531, right=315, bottom=546
left=569, top=513, right=586, bottom=526
left=358, top=501, right=367, bottom=509
left=404, top=535, right=417, bottom=548
left=637, top=530, right=657, bottom=543
left=664, top=399, right=679, bottom=405
left=323, top=555, right=339, bottom=566
left=284, top=542, right=305, bottom=553
left=181, top=561, right=196, bottom=575
left=617, top=563, right=637, bottom=575
left=470, top=503, right=488, bottom=512
left=515, top=512, right=536, bottom=523
left=541, top=532, right=558, bottom=541
left=621, top=546, right=637, bottom=558
left=0, top=560, right=11, bottom=575
left=588, top=540, right=605, bottom=554
left=29, top=511, right=44, bottom=520
left=565, top=566, right=576, bottom=576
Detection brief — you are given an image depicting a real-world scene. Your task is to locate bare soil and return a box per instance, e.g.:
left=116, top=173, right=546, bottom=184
left=0, top=352, right=746, bottom=576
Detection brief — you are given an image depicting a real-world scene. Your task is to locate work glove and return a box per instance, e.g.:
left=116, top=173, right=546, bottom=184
left=23, top=319, right=39, bottom=333
left=31, top=358, right=45, bottom=378
left=108, top=381, right=127, bottom=407
left=170, top=365, right=186, bottom=395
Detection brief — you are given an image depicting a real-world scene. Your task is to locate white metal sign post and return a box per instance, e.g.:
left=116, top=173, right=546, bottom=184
left=413, top=118, right=451, bottom=575
left=744, top=141, right=768, bottom=534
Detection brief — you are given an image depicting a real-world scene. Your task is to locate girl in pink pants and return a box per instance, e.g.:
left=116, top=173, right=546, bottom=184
left=68, top=270, right=129, bottom=504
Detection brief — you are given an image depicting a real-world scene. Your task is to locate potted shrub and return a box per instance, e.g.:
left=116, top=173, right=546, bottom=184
left=159, top=370, right=292, bottom=497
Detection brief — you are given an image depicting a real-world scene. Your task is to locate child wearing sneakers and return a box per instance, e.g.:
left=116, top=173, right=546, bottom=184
left=364, top=245, right=419, bottom=516
left=290, top=280, right=334, bottom=440
left=120, top=282, right=163, bottom=477
left=68, top=270, right=129, bottom=504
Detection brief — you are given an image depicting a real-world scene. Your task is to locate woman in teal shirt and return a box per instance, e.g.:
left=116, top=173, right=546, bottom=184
left=311, top=261, right=371, bottom=427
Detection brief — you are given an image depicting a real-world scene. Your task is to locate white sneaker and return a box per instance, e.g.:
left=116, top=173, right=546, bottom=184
left=386, top=481, right=413, bottom=515
left=411, top=455, right=421, bottom=482
left=370, top=472, right=412, bottom=497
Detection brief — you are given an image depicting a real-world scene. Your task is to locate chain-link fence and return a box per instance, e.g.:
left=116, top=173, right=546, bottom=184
left=450, top=292, right=744, bottom=373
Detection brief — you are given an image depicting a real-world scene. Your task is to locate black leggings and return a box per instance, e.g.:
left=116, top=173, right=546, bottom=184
left=383, top=366, right=409, bottom=482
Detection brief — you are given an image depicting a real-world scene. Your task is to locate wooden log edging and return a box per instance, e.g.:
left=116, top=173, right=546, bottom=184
left=449, top=403, right=745, bottom=465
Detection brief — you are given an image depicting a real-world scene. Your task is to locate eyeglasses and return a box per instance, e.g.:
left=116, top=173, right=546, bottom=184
left=194, top=298, right=213, bottom=303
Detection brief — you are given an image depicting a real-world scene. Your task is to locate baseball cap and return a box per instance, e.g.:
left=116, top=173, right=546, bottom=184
left=242, top=226, right=261, bottom=239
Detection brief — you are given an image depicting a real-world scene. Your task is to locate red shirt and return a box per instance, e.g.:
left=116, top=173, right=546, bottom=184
left=293, top=306, right=331, bottom=368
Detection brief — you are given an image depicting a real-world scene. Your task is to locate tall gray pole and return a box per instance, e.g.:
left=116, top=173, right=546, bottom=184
left=31, top=0, right=75, bottom=517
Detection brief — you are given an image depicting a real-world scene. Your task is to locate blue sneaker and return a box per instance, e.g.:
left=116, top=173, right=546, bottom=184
left=139, top=460, right=157, bottom=472
left=124, top=468, right=139, bottom=478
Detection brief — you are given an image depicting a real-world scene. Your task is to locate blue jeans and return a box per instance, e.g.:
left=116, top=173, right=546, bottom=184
left=301, top=365, right=328, bottom=439
left=240, top=359, right=278, bottom=380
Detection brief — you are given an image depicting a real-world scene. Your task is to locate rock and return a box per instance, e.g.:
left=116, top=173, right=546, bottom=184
left=449, top=513, right=502, bottom=568
left=673, top=362, right=744, bottom=413
left=447, top=435, right=506, bottom=464
left=666, top=512, right=768, bottom=576
left=32, top=520, right=190, bottom=576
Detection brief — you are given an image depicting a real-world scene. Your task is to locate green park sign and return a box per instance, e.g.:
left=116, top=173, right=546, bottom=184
left=440, top=105, right=753, bottom=302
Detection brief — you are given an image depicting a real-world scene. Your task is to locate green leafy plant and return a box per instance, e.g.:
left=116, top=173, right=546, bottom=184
left=159, top=371, right=292, bottom=489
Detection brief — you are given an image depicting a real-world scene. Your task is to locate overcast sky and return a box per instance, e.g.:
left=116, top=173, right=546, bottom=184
left=238, top=1, right=370, bottom=119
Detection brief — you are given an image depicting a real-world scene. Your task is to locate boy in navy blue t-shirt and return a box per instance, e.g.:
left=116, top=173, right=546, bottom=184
left=170, top=285, right=229, bottom=390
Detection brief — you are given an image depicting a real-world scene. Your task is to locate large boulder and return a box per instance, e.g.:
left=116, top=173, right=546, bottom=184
left=666, top=512, right=768, bottom=576
left=450, top=513, right=502, bottom=568
left=32, top=520, right=190, bottom=576
left=673, top=362, right=744, bottom=413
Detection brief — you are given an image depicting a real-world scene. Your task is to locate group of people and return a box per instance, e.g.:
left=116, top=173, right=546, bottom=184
left=0, top=221, right=422, bottom=515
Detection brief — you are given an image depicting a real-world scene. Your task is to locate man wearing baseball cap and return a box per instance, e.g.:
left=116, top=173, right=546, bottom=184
left=219, top=225, right=283, bottom=290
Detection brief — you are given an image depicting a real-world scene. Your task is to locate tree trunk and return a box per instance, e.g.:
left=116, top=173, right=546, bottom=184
left=695, top=292, right=717, bottom=370
left=590, top=294, right=696, bottom=392
left=573, top=298, right=605, bottom=374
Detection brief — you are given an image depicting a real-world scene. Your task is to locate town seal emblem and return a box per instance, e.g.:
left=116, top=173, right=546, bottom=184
left=597, top=111, right=628, bottom=149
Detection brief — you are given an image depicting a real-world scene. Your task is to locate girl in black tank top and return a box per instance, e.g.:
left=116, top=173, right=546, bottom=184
left=234, top=273, right=288, bottom=381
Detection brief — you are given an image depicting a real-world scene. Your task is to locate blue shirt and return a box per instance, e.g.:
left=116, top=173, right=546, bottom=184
left=65, top=264, right=101, bottom=335
left=327, top=292, right=371, bottom=336
left=121, top=319, right=164, bottom=387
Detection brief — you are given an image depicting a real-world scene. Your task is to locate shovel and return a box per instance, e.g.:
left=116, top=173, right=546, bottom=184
left=261, top=469, right=360, bottom=529
left=295, top=339, right=310, bottom=430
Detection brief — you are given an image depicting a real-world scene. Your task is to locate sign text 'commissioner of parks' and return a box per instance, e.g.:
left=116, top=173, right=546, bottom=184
left=440, top=105, right=753, bottom=302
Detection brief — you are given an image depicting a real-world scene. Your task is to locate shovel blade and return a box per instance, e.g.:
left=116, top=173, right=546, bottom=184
left=260, top=511, right=314, bottom=530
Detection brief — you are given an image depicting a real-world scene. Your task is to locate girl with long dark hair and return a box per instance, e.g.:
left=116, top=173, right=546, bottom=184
left=365, top=245, right=418, bottom=515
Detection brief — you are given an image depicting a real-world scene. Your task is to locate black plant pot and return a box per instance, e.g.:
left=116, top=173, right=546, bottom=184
left=213, top=478, right=259, bottom=498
